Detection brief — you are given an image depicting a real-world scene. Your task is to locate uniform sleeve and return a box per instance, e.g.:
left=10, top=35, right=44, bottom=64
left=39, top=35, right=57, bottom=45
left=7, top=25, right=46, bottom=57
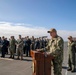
left=19, top=40, right=24, bottom=46
left=72, top=42, right=76, bottom=53
left=15, top=39, right=18, bottom=44
left=50, top=38, right=64, bottom=57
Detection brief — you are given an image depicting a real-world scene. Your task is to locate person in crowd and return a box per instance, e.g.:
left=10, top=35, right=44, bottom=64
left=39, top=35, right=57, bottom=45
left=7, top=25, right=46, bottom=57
left=0, top=37, right=2, bottom=53
left=67, top=36, right=76, bottom=72
left=23, top=37, right=27, bottom=54
left=5, top=38, right=9, bottom=54
left=26, top=36, right=31, bottom=57
left=34, top=38, right=40, bottom=49
left=9, top=36, right=16, bottom=59
left=1, top=36, right=7, bottom=58
left=41, top=37, right=45, bottom=48
left=31, top=36, right=35, bottom=50
left=16, top=35, right=24, bottom=60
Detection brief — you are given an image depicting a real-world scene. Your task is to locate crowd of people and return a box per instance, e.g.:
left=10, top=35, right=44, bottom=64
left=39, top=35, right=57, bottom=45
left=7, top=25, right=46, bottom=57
left=0, top=35, right=48, bottom=60
left=0, top=28, right=76, bottom=75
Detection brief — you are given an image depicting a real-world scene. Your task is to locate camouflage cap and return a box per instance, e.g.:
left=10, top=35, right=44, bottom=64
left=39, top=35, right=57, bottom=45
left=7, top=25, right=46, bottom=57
left=68, top=36, right=72, bottom=39
left=47, top=28, right=57, bottom=33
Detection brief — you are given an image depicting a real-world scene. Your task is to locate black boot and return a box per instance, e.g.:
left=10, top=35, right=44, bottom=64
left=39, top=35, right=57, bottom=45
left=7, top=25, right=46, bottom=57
left=12, top=56, right=14, bottom=59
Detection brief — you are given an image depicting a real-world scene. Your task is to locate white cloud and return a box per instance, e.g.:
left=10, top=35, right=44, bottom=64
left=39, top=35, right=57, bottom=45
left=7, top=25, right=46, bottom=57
left=0, top=21, right=76, bottom=41
left=0, top=21, right=49, bottom=39
left=58, top=30, right=76, bottom=41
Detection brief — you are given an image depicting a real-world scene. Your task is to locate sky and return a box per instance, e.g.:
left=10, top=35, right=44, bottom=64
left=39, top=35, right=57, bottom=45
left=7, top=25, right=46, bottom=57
left=0, top=0, right=76, bottom=40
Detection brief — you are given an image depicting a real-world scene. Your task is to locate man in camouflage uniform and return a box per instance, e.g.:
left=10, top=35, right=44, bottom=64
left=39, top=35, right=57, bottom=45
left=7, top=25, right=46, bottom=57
left=31, top=36, right=35, bottom=50
left=9, top=36, right=16, bottom=59
left=67, top=36, right=75, bottom=72
left=16, top=35, right=24, bottom=60
left=38, top=28, right=64, bottom=75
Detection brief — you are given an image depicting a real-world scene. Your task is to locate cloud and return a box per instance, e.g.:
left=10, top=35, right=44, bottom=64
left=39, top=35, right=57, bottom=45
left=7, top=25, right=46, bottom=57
left=0, top=21, right=49, bottom=39
left=58, top=30, right=76, bottom=41
left=0, top=21, right=76, bottom=41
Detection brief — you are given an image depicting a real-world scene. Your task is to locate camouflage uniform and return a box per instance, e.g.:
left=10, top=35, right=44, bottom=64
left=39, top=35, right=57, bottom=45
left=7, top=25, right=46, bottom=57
left=42, top=35, right=64, bottom=75
left=68, top=41, right=75, bottom=71
left=17, top=38, right=24, bottom=58
left=9, top=39, right=16, bottom=58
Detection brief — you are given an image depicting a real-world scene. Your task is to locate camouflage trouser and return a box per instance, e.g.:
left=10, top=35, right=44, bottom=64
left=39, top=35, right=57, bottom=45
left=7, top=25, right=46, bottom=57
left=17, top=47, right=23, bottom=57
left=52, top=59, right=62, bottom=75
left=9, top=47, right=15, bottom=57
left=68, top=53, right=75, bottom=70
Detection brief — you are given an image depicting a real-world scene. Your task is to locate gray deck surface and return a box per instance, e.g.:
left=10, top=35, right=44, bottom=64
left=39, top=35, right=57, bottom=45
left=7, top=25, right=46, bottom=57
left=0, top=42, right=76, bottom=75
left=0, top=56, right=32, bottom=75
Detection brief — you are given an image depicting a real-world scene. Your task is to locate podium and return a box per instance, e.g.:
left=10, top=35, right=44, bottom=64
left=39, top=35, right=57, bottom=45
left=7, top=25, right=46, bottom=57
left=31, top=50, right=54, bottom=75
